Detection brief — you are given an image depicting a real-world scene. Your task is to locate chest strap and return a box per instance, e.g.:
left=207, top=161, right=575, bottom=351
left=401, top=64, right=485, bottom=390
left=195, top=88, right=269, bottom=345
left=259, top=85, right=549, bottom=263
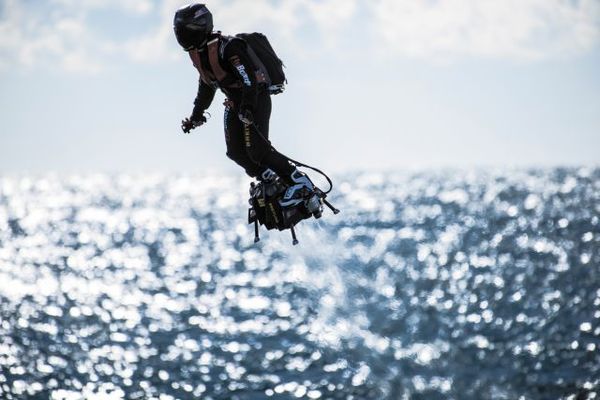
left=207, top=38, right=228, bottom=81
left=189, top=37, right=264, bottom=89
left=189, top=49, right=215, bottom=86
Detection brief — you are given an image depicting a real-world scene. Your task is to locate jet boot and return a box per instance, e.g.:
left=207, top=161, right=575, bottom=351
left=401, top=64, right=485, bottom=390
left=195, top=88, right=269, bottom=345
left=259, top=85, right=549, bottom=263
left=279, top=169, right=316, bottom=209
left=248, top=167, right=339, bottom=245
left=259, top=168, right=278, bottom=183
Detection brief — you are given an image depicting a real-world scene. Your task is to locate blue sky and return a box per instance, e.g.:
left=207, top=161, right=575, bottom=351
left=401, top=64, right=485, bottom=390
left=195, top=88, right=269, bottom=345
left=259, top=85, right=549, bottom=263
left=1, top=0, right=599, bottom=174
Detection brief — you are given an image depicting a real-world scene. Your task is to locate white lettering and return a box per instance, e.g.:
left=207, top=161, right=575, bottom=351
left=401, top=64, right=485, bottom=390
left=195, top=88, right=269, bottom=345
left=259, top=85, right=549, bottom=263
left=236, top=65, right=252, bottom=86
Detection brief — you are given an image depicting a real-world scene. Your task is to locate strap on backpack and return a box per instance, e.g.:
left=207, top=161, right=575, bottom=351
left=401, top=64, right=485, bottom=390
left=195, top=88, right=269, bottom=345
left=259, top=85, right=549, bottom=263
left=189, top=49, right=216, bottom=86
left=189, top=36, right=268, bottom=89
left=215, top=36, right=269, bottom=86
left=207, top=38, right=229, bottom=82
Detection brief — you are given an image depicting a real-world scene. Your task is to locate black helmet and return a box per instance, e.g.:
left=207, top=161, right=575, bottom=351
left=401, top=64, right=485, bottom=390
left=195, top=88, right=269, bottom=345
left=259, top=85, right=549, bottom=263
left=173, top=3, right=214, bottom=51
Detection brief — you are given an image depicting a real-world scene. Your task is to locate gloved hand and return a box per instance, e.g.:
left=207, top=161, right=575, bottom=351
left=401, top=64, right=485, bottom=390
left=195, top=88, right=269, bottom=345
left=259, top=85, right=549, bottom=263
left=181, top=114, right=206, bottom=134
left=238, top=108, right=254, bottom=125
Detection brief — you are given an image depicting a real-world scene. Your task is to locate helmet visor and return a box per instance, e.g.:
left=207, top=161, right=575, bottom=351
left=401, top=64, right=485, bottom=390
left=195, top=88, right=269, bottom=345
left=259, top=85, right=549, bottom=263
left=174, top=26, right=206, bottom=51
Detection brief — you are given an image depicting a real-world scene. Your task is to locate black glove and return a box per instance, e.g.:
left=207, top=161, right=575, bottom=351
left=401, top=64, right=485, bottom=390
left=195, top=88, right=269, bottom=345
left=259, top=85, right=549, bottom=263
left=181, top=114, right=206, bottom=134
left=238, top=108, right=254, bottom=125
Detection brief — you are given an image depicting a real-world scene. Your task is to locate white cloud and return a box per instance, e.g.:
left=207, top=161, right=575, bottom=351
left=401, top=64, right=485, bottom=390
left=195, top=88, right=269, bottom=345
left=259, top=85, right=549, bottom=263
left=307, top=0, right=358, bottom=32
left=371, top=0, right=600, bottom=61
left=122, top=0, right=184, bottom=63
left=0, top=0, right=599, bottom=74
left=213, top=0, right=304, bottom=34
left=51, top=0, right=154, bottom=15
left=0, top=0, right=112, bottom=73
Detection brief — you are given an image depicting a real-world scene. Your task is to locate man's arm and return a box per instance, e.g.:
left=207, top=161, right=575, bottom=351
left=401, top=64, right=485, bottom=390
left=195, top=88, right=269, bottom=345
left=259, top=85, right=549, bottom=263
left=181, top=77, right=216, bottom=133
left=192, top=77, right=216, bottom=120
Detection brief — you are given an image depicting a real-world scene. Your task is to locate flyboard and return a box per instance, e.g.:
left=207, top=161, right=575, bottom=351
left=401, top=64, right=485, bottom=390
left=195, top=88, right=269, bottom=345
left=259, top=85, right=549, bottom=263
left=247, top=162, right=340, bottom=245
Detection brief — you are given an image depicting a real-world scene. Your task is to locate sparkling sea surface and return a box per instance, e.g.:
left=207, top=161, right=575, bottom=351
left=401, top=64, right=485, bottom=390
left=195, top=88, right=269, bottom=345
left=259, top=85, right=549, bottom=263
left=0, top=168, right=599, bottom=400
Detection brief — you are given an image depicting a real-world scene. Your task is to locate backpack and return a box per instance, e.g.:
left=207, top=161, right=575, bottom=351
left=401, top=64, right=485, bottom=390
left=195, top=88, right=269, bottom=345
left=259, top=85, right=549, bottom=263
left=236, top=32, right=287, bottom=95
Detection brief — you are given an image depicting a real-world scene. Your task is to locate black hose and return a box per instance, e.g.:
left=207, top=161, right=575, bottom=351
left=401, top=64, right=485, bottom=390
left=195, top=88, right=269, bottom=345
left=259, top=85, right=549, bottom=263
left=285, top=156, right=334, bottom=194
left=250, top=122, right=334, bottom=194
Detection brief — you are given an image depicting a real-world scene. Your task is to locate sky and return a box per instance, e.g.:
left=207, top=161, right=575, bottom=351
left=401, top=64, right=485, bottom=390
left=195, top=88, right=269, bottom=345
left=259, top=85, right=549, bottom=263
left=1, top=0, right=599, bottom=175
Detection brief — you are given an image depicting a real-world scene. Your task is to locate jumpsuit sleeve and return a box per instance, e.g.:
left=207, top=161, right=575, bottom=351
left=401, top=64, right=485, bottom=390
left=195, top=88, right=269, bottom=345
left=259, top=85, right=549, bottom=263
left=223, top=39, right=259, bottom=112
left=193, top=77, right=216, bottom=114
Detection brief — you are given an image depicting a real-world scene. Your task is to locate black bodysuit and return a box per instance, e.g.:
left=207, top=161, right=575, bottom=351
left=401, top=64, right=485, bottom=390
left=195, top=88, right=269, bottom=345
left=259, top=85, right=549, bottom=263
left=192, top=35, right=294, bottom=179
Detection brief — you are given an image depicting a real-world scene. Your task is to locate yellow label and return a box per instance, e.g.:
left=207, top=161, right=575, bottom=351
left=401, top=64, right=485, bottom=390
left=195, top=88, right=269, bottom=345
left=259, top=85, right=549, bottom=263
left=268, top=203, right=279, bottom=223
left=244, top=125, right=251, bottom=147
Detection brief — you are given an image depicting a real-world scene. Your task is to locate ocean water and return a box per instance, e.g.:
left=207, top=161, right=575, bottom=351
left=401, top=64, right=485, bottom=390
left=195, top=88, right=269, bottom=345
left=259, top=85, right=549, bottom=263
left=0, top=168, right=599, bottom=400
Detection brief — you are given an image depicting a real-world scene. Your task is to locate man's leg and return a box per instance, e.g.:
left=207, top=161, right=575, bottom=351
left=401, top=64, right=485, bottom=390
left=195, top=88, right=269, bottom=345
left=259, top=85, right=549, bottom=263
left=246, top=94, right=317, bottom=206
left=244, top=94, right=295, bottom=179
left=224, top=103, right=263, bottom=178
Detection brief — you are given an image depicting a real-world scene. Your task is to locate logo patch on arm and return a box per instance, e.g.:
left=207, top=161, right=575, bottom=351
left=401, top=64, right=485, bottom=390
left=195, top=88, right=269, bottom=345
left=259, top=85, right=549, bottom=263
left=230, top=56, right=252, bottom=87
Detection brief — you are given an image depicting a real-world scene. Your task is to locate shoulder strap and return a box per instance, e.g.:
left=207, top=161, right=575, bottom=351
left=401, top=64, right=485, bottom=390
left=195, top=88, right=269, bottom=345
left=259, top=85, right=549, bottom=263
left=189, top=49, right=215, bottom=86
left=190, top=36, right=259, bottom=89
left=207, top=37, right=228, bottom=82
